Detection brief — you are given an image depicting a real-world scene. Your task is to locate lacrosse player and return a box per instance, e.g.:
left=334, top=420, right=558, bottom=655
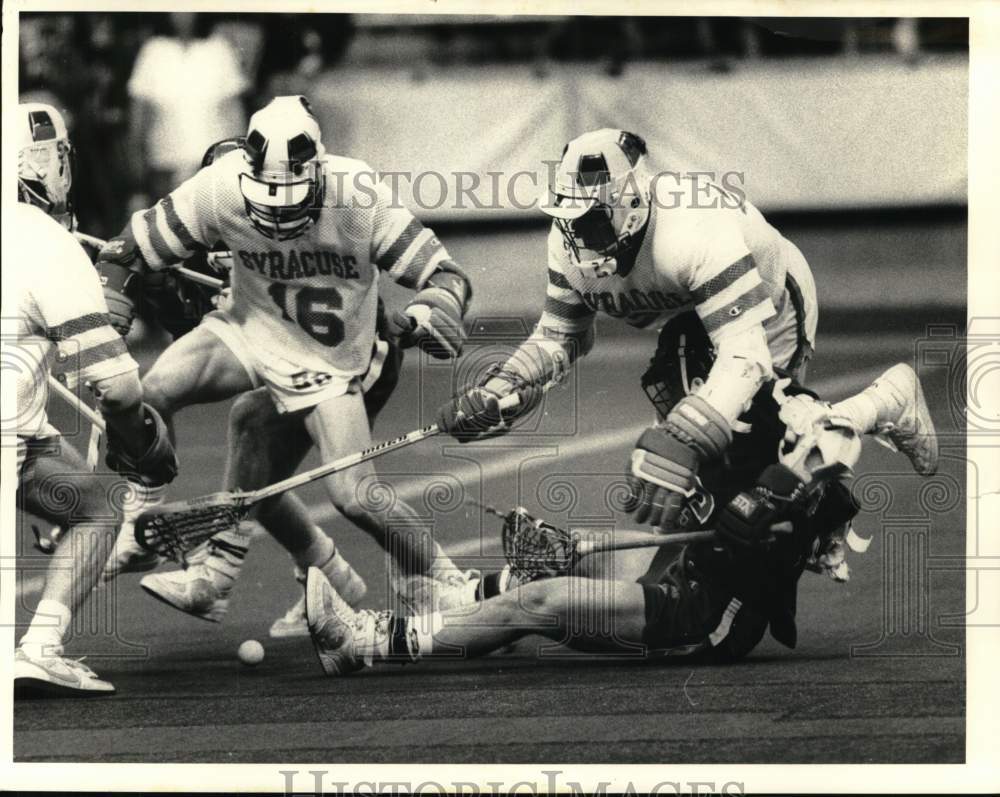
left=100, top=136, right=388, bottom=637
left=95, top=96, right=477, bottom=621
left=10, top=103, right=177, bottom=695
left=303, top=312, right=892, bottom=673
left=437, top=129, right=937, bottom=536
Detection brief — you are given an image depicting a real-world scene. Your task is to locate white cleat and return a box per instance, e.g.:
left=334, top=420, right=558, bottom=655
left=870, top=363, right=939, bottom=476
left=305, top=567, right=369, bottom=676
left=269, top=594, right=310, bottom=639
left=270, top=554, right=368, bottom=639
left=392, top=569, right=480, bottom=614
left=14, top=648, right=115, bottom=697
left=140, top=564, right=230, bottom=623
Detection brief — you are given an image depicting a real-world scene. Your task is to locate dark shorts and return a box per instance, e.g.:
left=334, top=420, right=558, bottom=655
left=639, top=546, right=771, bottom=662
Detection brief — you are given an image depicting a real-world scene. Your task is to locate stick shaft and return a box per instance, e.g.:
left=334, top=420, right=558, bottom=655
left=175, top=266, right=224, bottom=290
left=47, top=376, right=107, bottom=432
left=73, top=231, right=107, bottom=249
left=576, top=529, right=715, bottom=557
left=73, top=231, right=224, bottom=291
left=85, top=423, right=102, bottom=470
left=263, top=391, right=522, bottom=501
left=252, top=424, right=441, bottom=501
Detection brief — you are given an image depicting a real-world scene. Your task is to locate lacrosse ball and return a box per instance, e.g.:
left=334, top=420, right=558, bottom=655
left=238, top=639, right=265, bottom=666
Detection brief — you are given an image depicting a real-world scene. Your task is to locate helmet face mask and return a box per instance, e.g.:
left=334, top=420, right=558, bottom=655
left=543, top=129, right=650, bottom=278
left=239, top=162, right=323, bottom=241
left=18, top=103, right=74, bottom=229
left=239, top=96, right=325, bottom=241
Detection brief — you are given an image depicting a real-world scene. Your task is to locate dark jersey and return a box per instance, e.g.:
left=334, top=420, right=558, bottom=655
left=640, top=378, right=858, bottom=661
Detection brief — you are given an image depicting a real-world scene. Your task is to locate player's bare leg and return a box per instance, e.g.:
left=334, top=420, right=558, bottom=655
left=17, top=439, right=120, bottom=693
left=104, top=325, right=255, bottom=581
left=262, top=491, right=369, bottom=638
left=141, top=324, right=258, bottom=428
left=305, top=567, right=649, bottom=675
left=140, top=388, right=367, bottom=627
left=303, top=389, right=472, bottom=602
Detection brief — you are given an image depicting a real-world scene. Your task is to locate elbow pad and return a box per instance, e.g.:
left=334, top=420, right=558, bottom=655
left=698, top=326, right=772, bottom=425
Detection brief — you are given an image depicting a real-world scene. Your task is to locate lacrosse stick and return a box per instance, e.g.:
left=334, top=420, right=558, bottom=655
left=34, top=377, right=107, bottom=553
left=135, top=394, right=522, bottom=565
left=74, top=231, right=225, bottom=292
left=468, top=500, right=715, bottom=583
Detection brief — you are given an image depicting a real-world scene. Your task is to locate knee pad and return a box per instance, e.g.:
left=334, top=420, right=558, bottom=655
left=105, top=402, right=178, bottom=486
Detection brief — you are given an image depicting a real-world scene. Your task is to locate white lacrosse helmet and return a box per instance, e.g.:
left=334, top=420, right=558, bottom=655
left=239, top=95, right=326, bottom=241
left=18, top=102, right=74, bottom=229
left=541, top=128, right=651, bottom=278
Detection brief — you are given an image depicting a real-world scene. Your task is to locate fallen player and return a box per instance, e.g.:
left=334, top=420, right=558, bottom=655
left=304, top=312, right=930, bottom=673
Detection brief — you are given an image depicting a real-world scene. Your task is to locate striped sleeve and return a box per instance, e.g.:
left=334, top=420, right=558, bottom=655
left=681, top=214, right=775, bottom=341
left=370, top=181, right=452, bottom=289
left=130, top=166, right=217, bottom=269
left=537, top=230, right=596, bottom=335
left=37, top=239, right=138, bottom=388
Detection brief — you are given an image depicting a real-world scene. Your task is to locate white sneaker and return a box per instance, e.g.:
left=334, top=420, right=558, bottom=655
left=139, top=528, right=249, bottom=622
left=14, top=648, right=115, bottom=697
left=140, top=563, right=231, bottom=623
left=305, top=567, right=369, bottom=676
left=870, top=364, right=939, bottom=476
left=392, top=568, right=481, bottom=614
left=269, top=553, right=368, bottom=639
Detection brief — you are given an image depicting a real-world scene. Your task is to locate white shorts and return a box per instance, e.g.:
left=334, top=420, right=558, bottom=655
left=200, top=310, right=388, bottom=414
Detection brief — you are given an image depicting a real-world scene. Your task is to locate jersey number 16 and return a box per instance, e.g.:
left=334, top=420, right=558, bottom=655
left=267, top=284, right=344, bottom=347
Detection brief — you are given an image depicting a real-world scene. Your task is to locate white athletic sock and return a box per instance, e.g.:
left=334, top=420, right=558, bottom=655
left=120, top=483, right=166, bottom=524
left=830, top=393, right=880, bottom=435
left=360, top=611, right=443, bottom=664
left=203, top=528, right=251, bottom=586
left=291, top=529, right=335, bottom=572
left=20, top=599, right=71, bottom=658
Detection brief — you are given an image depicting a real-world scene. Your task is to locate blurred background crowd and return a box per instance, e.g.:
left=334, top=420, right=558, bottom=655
left=19, top=12, right=967, bottom=237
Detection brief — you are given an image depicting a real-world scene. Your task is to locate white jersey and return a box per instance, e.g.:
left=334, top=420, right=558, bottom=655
left=8, top=203, right=137, bottom=440
left=541, top=173, right=818, bottom=372
left=129, top=150, right=455, bottom=384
